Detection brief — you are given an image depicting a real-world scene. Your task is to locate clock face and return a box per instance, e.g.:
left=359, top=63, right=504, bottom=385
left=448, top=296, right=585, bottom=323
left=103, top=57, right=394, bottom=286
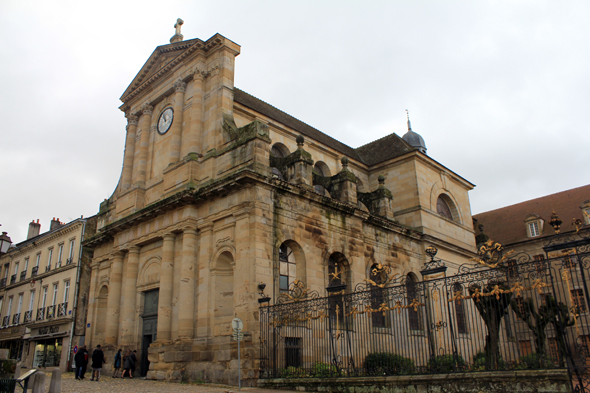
left=157, top=107, right=174, bottom=135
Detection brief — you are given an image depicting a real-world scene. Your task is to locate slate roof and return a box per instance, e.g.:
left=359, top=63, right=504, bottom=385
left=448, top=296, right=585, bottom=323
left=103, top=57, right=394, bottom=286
left=472, top=184, right=590, bottom=245
left=233, top=88, right=416, bottom=166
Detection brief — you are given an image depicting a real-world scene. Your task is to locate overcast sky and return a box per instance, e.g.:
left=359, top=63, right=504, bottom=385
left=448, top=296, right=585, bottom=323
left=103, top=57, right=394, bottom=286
left=1, top=1, right=588, bottom=243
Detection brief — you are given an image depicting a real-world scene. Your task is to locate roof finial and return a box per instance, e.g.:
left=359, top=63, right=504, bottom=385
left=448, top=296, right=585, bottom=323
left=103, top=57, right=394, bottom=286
left=406, top=109, right=412, bottom=132
left=170, top=18, right=185, bottom=44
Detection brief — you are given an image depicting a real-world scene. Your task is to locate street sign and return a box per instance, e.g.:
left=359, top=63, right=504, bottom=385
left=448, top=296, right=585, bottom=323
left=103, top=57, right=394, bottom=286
left=232, top=332, right=244, bottom=341
left=231, top=317, right=243, bottom=332
left=73, top=345, right=78, bottom=354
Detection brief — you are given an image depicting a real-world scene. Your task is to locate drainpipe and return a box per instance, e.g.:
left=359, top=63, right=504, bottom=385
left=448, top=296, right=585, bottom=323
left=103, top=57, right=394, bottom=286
left=66, top=218, right=86, bottom=370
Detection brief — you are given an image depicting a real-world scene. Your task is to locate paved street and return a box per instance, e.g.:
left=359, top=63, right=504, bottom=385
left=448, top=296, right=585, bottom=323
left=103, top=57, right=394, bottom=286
left=29, top=371, right=297, bottom=393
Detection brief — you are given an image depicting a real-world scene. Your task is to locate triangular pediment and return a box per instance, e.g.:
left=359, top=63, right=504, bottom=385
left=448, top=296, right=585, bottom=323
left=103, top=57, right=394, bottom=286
left=120, top=38, right=201, bottom=102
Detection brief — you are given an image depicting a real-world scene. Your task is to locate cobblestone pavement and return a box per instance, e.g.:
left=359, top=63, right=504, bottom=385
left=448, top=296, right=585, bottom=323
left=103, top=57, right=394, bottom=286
left=31, top=371, right=299, bottom=393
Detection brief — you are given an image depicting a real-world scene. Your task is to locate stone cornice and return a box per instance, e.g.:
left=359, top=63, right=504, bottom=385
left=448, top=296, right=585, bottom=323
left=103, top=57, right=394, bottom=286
left=7, top=220, right=86, bottom=258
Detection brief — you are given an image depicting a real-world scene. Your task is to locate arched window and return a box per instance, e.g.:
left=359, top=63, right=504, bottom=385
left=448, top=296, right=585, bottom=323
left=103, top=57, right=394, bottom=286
left=369, top=263, right=388, bottom=328
left=314, top=161, right=331, bottom=177
left=271, top=143, right=290, bottom=158
left=327, top=253, right=350, bottom=329
left=279, top=243, right=296, bottom=293
left=437, top=196, right=453, bottom=220
left=406, top=274, right=423, bottom=331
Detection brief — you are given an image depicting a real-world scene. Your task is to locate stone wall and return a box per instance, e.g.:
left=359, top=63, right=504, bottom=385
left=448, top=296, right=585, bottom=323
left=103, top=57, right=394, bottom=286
left=258, top=369, right=571, bottom=393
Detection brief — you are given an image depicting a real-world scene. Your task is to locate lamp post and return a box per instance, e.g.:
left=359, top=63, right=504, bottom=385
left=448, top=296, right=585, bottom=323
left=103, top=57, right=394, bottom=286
left=0, top=232, right=11, bottom=254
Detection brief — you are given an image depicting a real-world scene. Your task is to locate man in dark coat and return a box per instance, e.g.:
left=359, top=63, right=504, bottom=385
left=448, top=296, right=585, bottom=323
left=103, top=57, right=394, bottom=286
left=90, top=344, right=106, bottom=381
left=74, top=345, right=88, bottom=380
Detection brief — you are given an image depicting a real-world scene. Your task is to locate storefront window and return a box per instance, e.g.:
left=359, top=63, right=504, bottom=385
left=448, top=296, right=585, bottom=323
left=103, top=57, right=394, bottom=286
left=33, top=338, right=62, bottom=368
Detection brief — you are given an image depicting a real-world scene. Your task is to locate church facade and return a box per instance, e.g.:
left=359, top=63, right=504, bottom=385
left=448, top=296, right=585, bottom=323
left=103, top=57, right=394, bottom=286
left=84, top=27, right=477, bottom=384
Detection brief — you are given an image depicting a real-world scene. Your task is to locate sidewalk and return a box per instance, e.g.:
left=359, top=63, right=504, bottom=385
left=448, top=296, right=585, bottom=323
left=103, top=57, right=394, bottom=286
left=34, top=371, right=301, bottom=393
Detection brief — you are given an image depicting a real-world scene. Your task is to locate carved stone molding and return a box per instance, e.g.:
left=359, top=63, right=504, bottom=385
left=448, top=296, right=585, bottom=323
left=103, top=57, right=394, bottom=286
left=173, top=79, right=187, bottom=93
left=126, top=115, right=138, bottom=126
left=141, top=104, right=154, bottom=115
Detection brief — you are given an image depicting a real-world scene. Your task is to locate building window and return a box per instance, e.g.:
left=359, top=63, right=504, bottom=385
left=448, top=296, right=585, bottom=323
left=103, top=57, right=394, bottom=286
left=564, top=254, right=578, bottom=269
left=41, top=287, right=48, bottom=309
left=572, top=289, right=587, bottom=313
left=279, top=244, right=296, bottom=293
left=284, top=337, right=301, bottom=368
left=507, top=259, right=518, bottom=279
left=35, top=254, right=40, bottom=268
left=519, top=340, right=533, bottom=356
left=534, top=254, right=546, bottom=273
left=513, top=296, right=526, bottom=316
left=52, top=284, right=58, bottom=306
left=23, top=258, right=29, bottom=274
left=529, top=222, right=540, bottom=237
left=29, top=290, right=35, bottom=312
left=63, top=281, right=70, bottom=304
left=68, top=239, right=75, bottom=263
left=33, top=338, right=62, bottom=368
left=46, top=248, right=53, bottom=270
left=437, top=196, right=454, bottom=220
left=369, top=264, right=388, bottom=328
left=548, top=337, right=561, bottom=364
left=453, top=283, right=468, bottom=334
left=57, top=244, right=64, bottom=267
left=406, top=274, right=423, bottom=331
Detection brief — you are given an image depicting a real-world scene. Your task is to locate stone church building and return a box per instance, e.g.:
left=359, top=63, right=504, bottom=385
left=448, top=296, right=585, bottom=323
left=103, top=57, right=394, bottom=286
left=84, top=25, right=477, bottom=384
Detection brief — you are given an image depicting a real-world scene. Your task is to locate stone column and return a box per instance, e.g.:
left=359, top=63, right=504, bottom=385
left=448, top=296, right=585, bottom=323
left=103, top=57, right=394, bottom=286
left=105, top=251, right=124, bottom=346
left=120, top=245, right=140, bottom=346
left=188, top=70, right=204, bottom=155
left=169, top=80, right=186, bottom=164
left=178, top=228, right=196, bottom=339
left=136, top=104, right=153, bottom=186
left=121, top=115, right=138, bottom=191
left=157, top=233, right=175, bottom=342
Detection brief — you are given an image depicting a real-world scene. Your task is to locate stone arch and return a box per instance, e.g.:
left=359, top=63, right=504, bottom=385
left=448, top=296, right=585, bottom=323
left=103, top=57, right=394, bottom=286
left=314, top=161, right=331, bottom=177
left=212, top=250, right=235, bottom=336
left=137, top=256, right=162, bottom=288
left=94, top=285, right=108, bottom=340
left=326, top=252, right=351, bottom=291
left=277, top=240, right=307, bottom=292
left=271, top=143, right=290, bottom=158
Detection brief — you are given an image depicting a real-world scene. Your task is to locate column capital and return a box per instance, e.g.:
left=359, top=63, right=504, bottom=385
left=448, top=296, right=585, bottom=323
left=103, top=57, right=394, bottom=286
left=112, top=250, right=125, bottom=259
left=163, top=233, right=176, bottom=241
left=174, top=79, right=187, bottom=93
left=126, top=115, right=138, bottom=126
left=128, top=245, right=140, bottom=254
left=141, top=104, right=153, bottom=115
left=183, top=227, right=197, bottom=236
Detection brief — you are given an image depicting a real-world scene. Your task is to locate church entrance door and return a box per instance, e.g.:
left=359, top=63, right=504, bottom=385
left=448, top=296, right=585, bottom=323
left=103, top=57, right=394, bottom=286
left=140, top=289, right=158, bottom=377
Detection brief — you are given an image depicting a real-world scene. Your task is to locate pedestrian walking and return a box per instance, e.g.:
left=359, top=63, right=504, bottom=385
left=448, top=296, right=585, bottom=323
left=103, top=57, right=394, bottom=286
left=121, top=349, right=132, bottom=378
left=90, top=344, right=106, bottom=381
left=112, top=348, right=122, bottom=378
left=131, top=350, right=138, bottom=376
left=74, top=345, right=88, bottom=380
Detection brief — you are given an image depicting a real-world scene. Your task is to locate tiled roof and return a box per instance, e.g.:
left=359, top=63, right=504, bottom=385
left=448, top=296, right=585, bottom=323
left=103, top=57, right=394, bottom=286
left=472, top=184, right=590, bottom=245
left=233, top=88, right=415, bottom=166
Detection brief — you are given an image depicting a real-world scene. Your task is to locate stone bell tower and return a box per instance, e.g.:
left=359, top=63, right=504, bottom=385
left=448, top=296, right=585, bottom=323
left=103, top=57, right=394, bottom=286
left=113, top=22, right=241, bottom=218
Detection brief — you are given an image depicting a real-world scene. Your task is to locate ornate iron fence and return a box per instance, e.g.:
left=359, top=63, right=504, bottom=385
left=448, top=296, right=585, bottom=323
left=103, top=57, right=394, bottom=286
left=259, top=249, right=590, bottom=391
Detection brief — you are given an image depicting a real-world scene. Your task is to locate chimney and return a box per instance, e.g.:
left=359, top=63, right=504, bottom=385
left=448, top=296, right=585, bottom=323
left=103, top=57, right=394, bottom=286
left=50, top=217, right=64, bottom=231
left=27, top=219, right=41, bottom=239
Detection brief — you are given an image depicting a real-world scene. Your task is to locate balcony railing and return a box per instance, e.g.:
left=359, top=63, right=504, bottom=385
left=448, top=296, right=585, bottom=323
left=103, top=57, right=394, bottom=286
left=9, top=274, right=16, bottom=285
left=20, top=271, right=26, bottom=281
left=31, top=266, right=38, bottom=277
left=0, top=278, right=6, bottom=288
left=45, top=265, right=51, bottom=273
left=36, top=307, right=45, bottom=321
left=2, top=316, right=9, bottom=328
left=66, top=258, right=73, bottom=266
left=12, top=313, right=20, bottom=325
left=23, top=310, right=33, bottom=323
left=57, top=302, right=68, bottom=317
left=46, top=305, right=55, bottom=319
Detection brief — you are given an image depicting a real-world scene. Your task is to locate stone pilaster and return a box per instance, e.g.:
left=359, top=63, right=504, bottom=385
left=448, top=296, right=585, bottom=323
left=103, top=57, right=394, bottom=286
left=169, top=80, right=186, bottom=164
left=136, top=104, right=153, bottom=186
left=188, top=70, right=204, bottom=155
left=105, top=251, right=124, bottom=346
left=157, top=233, right=175, bottom=342
left=120, top=246, right=140, bottom=346
left=177, top=228, right=196, bottom=339
left=196, top=223, right=214, bottom=337
left=121, top=115, right=138, bottom=191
